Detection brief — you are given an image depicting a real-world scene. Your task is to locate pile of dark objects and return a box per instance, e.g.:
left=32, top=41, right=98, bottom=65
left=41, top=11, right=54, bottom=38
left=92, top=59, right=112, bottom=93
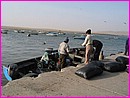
left=75, top=56, right=129, bottom=79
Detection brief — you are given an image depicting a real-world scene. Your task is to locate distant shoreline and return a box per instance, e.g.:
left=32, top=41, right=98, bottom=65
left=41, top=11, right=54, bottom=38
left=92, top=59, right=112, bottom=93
left=93, top=33, right=128, bottom=36
left=2, top=26, right=128, bottom=36
left=93, top=32, right=128, bottom=36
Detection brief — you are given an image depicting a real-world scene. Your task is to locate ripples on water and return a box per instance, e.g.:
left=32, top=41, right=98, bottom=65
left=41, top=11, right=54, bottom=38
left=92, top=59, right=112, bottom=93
left=1, top=31, right=128, bottom=85
left=2, top=32, right=127, bottom=65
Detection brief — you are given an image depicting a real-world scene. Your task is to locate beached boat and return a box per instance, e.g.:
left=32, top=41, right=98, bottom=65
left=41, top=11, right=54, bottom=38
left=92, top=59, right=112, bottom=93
left=3, top=47, right=86, bottom=81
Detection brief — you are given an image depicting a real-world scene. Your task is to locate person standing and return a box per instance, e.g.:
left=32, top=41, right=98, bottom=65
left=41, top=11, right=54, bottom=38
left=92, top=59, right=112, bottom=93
left=58, top=37, right=70, bottom=71
left=124, top=38, right=129, bottom=55
left=82, top=29, right=93, bottom=64
left=92, top=40, right=103, bottom=61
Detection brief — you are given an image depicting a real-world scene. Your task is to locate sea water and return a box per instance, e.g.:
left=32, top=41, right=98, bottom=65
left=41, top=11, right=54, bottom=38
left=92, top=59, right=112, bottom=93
left=1, top=31, right=128, bottom=85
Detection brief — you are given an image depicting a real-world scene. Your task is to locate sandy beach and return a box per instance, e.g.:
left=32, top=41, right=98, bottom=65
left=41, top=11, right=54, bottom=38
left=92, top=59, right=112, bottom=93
left=2, top=53, right=128, bottom=96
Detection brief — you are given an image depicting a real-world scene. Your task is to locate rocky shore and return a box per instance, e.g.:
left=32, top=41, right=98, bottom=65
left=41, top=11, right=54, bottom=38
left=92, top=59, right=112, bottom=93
left=2, top=53, right=128, bottom=96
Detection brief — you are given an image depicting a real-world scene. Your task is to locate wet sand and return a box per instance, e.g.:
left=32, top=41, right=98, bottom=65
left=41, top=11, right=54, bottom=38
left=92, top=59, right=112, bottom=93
left=2, top=53, right=128, bottom=96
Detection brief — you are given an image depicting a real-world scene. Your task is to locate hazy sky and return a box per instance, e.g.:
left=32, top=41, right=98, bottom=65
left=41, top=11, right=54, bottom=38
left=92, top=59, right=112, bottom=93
left=2, top=1, right=128, bottom=32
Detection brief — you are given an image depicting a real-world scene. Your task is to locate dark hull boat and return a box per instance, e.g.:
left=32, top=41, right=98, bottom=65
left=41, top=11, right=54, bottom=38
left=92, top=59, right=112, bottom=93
left=3, top=47, right=86, bottom=81
left=1, top=30, right=8, bottom=34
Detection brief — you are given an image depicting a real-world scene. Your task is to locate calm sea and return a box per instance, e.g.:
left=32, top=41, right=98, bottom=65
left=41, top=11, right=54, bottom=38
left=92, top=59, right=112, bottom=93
left=2, top=31, right=128, bottom=86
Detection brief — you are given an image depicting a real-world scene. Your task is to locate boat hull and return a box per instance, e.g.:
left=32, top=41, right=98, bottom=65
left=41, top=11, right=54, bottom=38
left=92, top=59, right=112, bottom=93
left=3, top=66, right=12, bottom=81
left=3, top=48, right=85, bottom=81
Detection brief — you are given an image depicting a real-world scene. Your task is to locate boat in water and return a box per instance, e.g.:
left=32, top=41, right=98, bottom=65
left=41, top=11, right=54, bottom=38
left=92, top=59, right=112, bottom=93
left=3, top=47, right=86, bottom=81
left=73, top=35, right=85, bottom=40
left=46, top=32, right=59, bottom=36
left=1, top=30, right=8, bottom=34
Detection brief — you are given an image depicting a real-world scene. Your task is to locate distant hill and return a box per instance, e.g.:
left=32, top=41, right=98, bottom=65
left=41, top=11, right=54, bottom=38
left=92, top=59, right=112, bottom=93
left=95, top=31, right=128, bottom=36
left=1, top=26, right=128, bottom=36
left=1, top=26, right=83, bottom=34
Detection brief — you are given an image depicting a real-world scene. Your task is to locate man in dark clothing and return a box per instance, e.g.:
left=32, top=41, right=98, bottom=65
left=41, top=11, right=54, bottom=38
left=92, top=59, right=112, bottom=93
left=124, top=38, right=129, bottom=55
left=92, top=40, right=103, bottom=61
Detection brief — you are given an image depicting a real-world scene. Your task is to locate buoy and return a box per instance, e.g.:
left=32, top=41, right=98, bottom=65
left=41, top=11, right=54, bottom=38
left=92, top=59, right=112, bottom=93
left=43, top=41, right=46, bottom=44
left=99, top=51, right=104, bottom=60
left=27, top=34, right=31, bottom=37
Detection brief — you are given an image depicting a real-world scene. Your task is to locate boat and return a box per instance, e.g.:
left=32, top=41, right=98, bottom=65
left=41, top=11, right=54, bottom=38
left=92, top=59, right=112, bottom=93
left=46, top=32, right=58, bottom=36
left=1, top=30, right=8, bottom=34
left=74, top=35, right=85, bottom=40
left=18, top=30, right=25, bottom=33
left=3, top=47, right=86, bottom=81
left=3, top=66, right=12, bottom=81
left=31, top=33, right=38, bottom=35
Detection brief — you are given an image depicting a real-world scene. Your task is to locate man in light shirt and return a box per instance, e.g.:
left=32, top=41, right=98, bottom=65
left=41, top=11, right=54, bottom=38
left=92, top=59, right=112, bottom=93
left=58, top=37, right=69, bottom=71
left=82, top=29, right=93, bottom=64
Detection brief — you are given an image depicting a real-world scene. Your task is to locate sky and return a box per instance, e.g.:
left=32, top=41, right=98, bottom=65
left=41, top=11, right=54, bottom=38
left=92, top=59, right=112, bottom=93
left=1, top=1, right=128, bottom=32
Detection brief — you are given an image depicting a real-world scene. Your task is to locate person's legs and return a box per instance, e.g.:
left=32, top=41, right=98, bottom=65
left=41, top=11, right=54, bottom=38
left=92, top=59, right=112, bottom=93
left=94, top=46, right=102, bottom=60
left=124, top=38, right=129, bottom=55
left=58, top=54, right=66, bottom=71
left=124, top=45, right=128, bottom=55
left=85, top=45, right=93, bottom=64
left=128, top=45, right=129, bottom=55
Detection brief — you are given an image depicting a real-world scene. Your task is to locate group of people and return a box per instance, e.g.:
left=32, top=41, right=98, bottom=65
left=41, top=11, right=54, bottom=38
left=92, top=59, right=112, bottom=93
left=58, top=29, right=129, bottom=72
left=58, top=29, right=103, bottom=71
left=81, top=29, right=104, bottom=64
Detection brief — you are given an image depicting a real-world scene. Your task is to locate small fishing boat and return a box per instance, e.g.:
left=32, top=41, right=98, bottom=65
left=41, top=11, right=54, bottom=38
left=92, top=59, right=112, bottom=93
left=31, top=33, right=38, bottom=35
left=74, top=35, right=85, bottom=40
left=46, top=32, right=58, bottom=36
left=1, top=30, right=8, bottom=34
left=3, top=47, right=86, bottom=81
left=18, top=30, right=25, bottom=33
